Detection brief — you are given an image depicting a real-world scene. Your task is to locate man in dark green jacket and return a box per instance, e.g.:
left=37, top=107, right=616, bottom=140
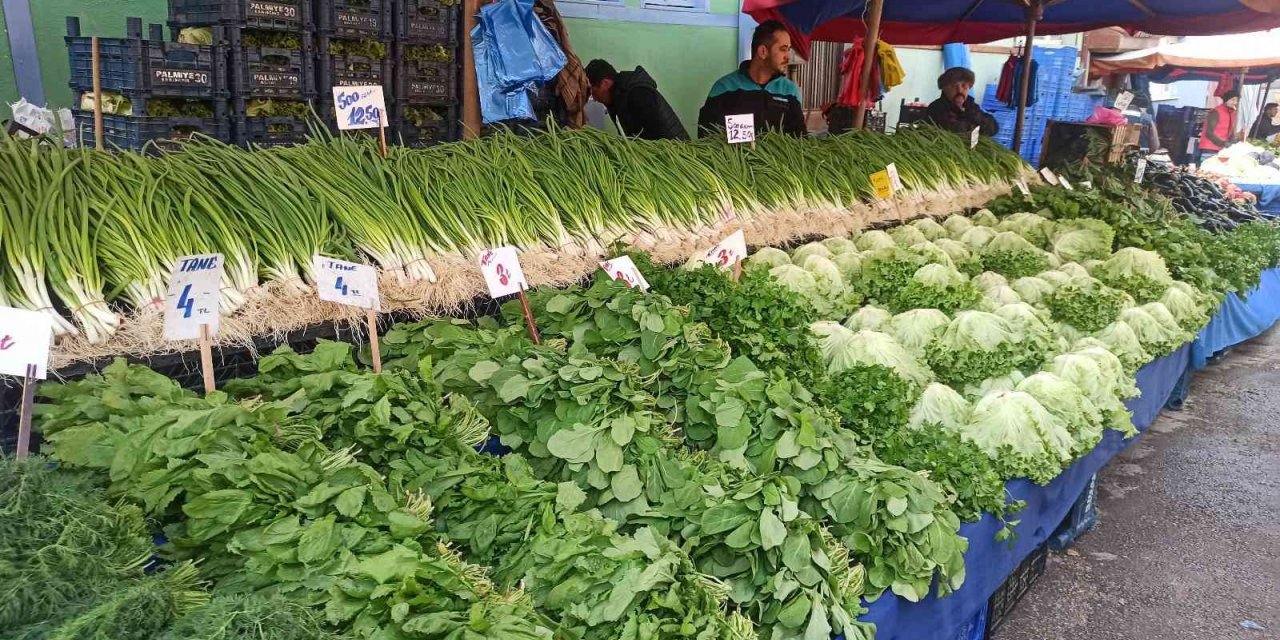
left=697, top=20, right=806, bottom=138
left=586, top=60, right=689, bottom=140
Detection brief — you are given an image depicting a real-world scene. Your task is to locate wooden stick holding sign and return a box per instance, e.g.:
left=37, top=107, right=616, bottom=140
left=313, top=256, right=384, bottom=372
left=164, top=254, right=225, bottom=395
left=480, top=247, right=540, bottom=344
left=333, top=85, right=389, bottom=158
left=0, top=306, right=53, bottom=458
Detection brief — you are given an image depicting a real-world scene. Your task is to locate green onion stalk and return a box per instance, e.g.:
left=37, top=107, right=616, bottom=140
left=0, top=134, right=80, bottom=336
left=46, top=149, right=122, bottom=343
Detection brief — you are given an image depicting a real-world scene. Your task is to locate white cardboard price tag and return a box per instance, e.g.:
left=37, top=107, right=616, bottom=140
left=1080, top=180, right=1093, bottom=189
left=0, top=306, right=52, bottom=379
left=164, top=254, right=224, bottom=341
left=479, top=247, right=529, bottom=298
left=1039, top=167, right=1060, bottom=185
left=725, top=114, right=756, bottom=144
left=1135, top=158, right=1148, bottom=184
left=332, top=85, right=387, bottom=131
left=313, top=255, right=381, bottom=311
left=1015, top=180, right=1031, bottom=198
left=1114, top=91, right=1134, bottom=112
left=600, top=256, right=650, bottom=291
left=1059, top=176, right=1074, bottom=190
left=887, top=163, right=904, bottom=191
left=970, top=127, right=981, bottom=149
left=699, top=230, right=749, bottom=270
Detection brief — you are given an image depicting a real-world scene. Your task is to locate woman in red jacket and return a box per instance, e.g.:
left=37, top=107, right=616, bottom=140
left=1199, top=90, right=1241, bottom=164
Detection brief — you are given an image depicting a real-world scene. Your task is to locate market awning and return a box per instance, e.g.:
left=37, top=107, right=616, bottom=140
left=743, top=0, right=1280, bottom=48
left=1090, top=36, right=1280, bottom=83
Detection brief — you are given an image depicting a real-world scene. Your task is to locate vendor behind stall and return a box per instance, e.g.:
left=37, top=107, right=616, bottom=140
left=1249, top=102, right=1279, bottom=142
left=1199, top=90, right=1241, bottom=162
left=926, top=67, right=998, bottom=137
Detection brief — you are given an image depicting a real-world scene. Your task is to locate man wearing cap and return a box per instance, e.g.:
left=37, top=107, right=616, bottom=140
left=1200, top=90, right=1242, bottom=163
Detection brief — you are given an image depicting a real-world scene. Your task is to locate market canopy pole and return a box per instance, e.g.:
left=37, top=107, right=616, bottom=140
left=853, top=0, right=885, bottom=130
left=1011, top=0, right=1044, bottom=153
left=462, top=0, right=482, bottom=139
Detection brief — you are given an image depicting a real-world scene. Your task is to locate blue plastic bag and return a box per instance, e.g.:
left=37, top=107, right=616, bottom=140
left=472, top=22, right=535, bottom=124
left=471, top=0, right=567, bottom=124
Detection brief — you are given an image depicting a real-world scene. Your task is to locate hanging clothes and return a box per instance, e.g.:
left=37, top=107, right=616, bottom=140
left=877, top=41, right=905, bottom=91
left=995, top=55, right=1017, bottom=103
left=1005, top=55, right=1039, bottom=108
left=837, top=39, right=881, bottom=108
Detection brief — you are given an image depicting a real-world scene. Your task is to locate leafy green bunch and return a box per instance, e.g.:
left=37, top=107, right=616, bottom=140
left=1045, top=278, right=1127, bottom=333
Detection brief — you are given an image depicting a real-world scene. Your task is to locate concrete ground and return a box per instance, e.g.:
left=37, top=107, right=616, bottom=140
left=995, top=327, right=1280, bottom=640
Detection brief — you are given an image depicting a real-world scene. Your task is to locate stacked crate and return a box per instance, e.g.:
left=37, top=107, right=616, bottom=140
left=66, top=16, right=229, bottom=151
left=167, top=0, right=317, bottom=147
left=391, top=0, right=462, bottom=146
left=982, top=46, right=1086, bottom=166
left=317, top=0, right=394, bottom=134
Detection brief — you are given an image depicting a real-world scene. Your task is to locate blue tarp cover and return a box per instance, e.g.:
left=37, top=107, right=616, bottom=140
left=1235, top=183, right=1280, bottom=216
left=1191, top=267, right=1280, bottom=368
left=861, top=342, right=1192, bottom=640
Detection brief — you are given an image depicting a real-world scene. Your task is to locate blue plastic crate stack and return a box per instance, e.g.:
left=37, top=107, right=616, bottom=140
left=983, top=46, right=1102, bottom=166
left=391, top=0, right=463, bottom=147
left=66, top=16, right=230, bottom=151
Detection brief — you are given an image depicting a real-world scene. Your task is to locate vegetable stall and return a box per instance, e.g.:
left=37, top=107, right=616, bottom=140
left=5, top=121, right=1280, bottom=640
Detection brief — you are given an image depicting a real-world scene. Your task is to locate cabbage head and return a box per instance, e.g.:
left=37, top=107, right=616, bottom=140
left=856, top=230, right=897, bottom=252
left=1119, top=306, right=1187, bottom=357
left=908, top=242, right=957, bottom=270
left=1093, top=248, right=1174, bottom=303
left=926, top=311, right=1026, bottom=386
left=831, top=252, right=864, bottom=283
left=982, top=285, right=1023, bottom=309
left=811, top=324, right=935, bottom=386
left=748, top=246, right=791, bottom=271
left=887, top=308, right=951, bottom=357
left=908, top=383, right=971, bottom=431
left=893, top=263, right=981, bottom=314
left=962, top=391, right=1075, bottom=484
left=1036, top=270, right=1073, bottom=287
left=1160, top=285, right=1212, bottom=332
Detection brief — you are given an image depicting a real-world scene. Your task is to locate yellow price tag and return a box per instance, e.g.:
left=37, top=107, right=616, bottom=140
left=871, top=169, right=894, bottom=201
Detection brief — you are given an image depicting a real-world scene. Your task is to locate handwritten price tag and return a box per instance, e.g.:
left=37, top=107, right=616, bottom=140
left=1015, top=180, right=1032, bottom=198
left=1114, top=91, right=1134, bottom=112
left=600, top=256, right=650, bottom=291
left=698, top=230, right=749, bottom=270
left=1059, top=176, right=1074, bottom=191
left=313, top=255, right=381, bottom=311
left=1135, top=158, right=1148, bottom=184
left=0, top=306, right=52, bottom=379
left=887, top=163, right=904, bottom=191
left=333, top=85, right=387, bottom=131
left=970, top=126, right=981, bottom=149
left=871, top=169, right=894, bottom=201
left=479, top=246, right=529, bottom=298
left=1039, top=167, right=1060, bottom=186
left=164, top=254, right=224, bottom=341
left=725, top=114, right=756, bottom=144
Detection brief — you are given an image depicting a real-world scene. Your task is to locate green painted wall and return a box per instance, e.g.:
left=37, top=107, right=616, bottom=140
left=565, top=17, right=737, bottom=133
left=0, top=5, right=15, bottom=117
left=33, top=0, right=168, bottom=108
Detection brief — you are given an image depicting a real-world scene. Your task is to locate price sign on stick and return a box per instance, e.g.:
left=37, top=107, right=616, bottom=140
left=698, top=230, right=749, bottom=273
left=1135, top=158, right=1148, bottom=184
left=333, top=86, right=387, bottom=131
left=1039, top=167, right=1060, bottom=186
left=870, top=169, right=894, bottom=201
left=0, top=307, right=52, bottom=459
left=164, top=254, right=223, bottom=341
left=1114, top=91, right=1134, bottom=112
left=724, top=114, right=756, bottom=144
left=1015, top=180, right=1032, bottom=198
left=314, top=255, right=384, bottom=372
left=164, top=254, right=224, bottom=394
left=1059, top=176, right=1074, bottom=191
left=480, top=247, right=540, bottom=344
left=970, top=126, right=981, bottom=149
left=887, top=163, right=904, bottom=191
left=600, top=257, right=650, bottom=291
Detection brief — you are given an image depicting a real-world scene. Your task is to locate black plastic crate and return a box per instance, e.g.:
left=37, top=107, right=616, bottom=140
left=394, top=0, right=460, bottom=44
left=985, top=544, right=1049, bottom=637
left=229, top=28, right=316, bottom=98
left=318, top=36, right=393, bottom=93
left=394, top=49, right=459, bottom=104
left=394, top=104, right=459, bottom=146
left=233, top=115, right=314, bottom=147
left=67, top=17, right=226, bottom=99
left=318, top=0, right=392, bottom=39
left=1049, top=474, right=1099, bottom=550
left=170, top=0, right=313, bottom=31
left=73, top=108, right=230, bottom=152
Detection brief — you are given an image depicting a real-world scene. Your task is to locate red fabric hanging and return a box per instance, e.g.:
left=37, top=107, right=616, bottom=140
left=995, top=55, right=1017, bottom=103
left=837, top=38, right=881, bottom=107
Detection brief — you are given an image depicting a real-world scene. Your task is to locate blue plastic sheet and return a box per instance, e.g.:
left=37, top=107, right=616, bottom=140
left=471, top=0, right=568, bottom=124
left=1191, top=267, right=1280, bottom=368
left=1235, top=183, right=1280, bottom=216
left=942, top=44, right=971, bottom=71
left=861, top=343, right=1191, bottom=640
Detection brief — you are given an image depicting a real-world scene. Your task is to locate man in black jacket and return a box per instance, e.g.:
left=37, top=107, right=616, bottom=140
left=925, top=67, right=998, bottom=137
left=697, top=20, right=806, bottom=138
left=586, top=60, right=689, bottom=140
